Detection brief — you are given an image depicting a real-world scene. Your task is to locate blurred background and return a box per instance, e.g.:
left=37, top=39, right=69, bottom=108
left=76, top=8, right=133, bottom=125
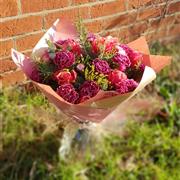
left=0, top=0, right=180, bottom=179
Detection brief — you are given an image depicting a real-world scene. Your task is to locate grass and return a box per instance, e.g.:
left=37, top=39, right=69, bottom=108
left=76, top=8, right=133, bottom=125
left=0, top=41, right=180, bottom=180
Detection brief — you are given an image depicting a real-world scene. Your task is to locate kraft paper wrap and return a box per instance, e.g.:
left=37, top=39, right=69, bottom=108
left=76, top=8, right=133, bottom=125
left=11, top=19, right=171, bottom=123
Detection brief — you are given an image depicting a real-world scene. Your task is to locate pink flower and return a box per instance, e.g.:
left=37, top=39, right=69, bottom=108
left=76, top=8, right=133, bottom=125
left=119, top=44, right=143, bottom=67
left=76, top=63, right=85, bottom=72
left=87, top=34, right=105, bottom=55
left=112, top=54, right=131, bottom=71
left=56, top=39, right=82, bottom=57
left=53, top=50, right=75, bottom=69
left=105, top=36, right=118, bottom=53
left=56, top=84, right=79, bottom=104
left=79, top=81, right=99, bottom=98
left=115, top=79, right=138, bottom=94
left=87, top=33, right=96, bottom=42
left=116, top=46, right=127, bottom=56
left=92, top=58, right=110, bottom=74
left=53, top=70, right=77, bottom=85
left=108, top=70, right=127, bottom=85
left=130, top=51, right=143, bottom=67
left=91, top=40, right=100, bottom=55
left=139, top=63, right=145, bottom=72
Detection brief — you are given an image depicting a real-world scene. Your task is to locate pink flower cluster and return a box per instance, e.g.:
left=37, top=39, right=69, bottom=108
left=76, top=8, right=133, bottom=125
left=38, top=34, right=145, bottom=104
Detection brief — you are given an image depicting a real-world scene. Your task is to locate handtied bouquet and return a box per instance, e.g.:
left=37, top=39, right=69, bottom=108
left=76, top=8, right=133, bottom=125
left=32, top=31, right=145, bottom=104
left=11, top=19, right=171, bottom=123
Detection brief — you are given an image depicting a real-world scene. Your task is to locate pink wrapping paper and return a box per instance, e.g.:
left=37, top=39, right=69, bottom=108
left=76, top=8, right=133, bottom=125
left=11, top=19, right=171, bottom=123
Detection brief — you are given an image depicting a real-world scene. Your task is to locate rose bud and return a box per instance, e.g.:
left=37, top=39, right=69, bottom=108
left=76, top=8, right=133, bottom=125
left=53, top=70, right=77, bottom=85
left=108, top=69, right=127, bottom=85
left=70, top=70, right=77, bottom=82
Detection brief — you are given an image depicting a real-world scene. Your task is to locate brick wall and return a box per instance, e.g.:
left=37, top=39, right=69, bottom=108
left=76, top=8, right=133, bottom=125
left=0, top=0, right=180, bottom=86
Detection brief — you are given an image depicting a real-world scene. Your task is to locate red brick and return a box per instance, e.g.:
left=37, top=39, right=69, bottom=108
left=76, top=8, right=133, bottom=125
left=146, top=29, right=167, bottom=42
left=85, top=20, right=104, bottom=33
left=45, top=7, right=90, bottom=28
left=16, top=33, right=44, bottom=51
left=0, top=58, right=17, bottom=73
left=23, top=51, right=33, bottom=57
left=138, top=6, right=162, bottom=21
left=0, top=70, right=26, bottom=87
left=160, top=35, right=180, bottom=44
left=97, top=22, right=147, bottom=42
left=168, top=24, right=180, bottom=36
left=116, top=27, right=131, bottom=43
left=0, top=16, right=43, bottom=38
left=72, top=0, right=96, bottom=5
left=128, top=22, right=148, bottom=35
left=168, top=1, right=180, bottom=14
left=175, top=14, right=180, bottom=24
left=90, top=0, right=126, bottom=18
left=150, top=15, right=176, bottom=31
left=21, top=0, right=69, bottom=13
left=128, top=0, right=152, bottom=9
left=85, top=11, right=138, bottom=34
left=104, top=12, right=138, bottom=30
left=102, top=29, right=120, bottom=38
left=0, top=0, right=18, bottom=18
left=0, top=40, right=13, bottom=57
left=118, top=27, right=131, bottom=39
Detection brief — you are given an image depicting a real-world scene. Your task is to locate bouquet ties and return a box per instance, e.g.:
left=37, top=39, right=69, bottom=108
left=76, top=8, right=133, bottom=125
left=11, top=19, right=171, bottom=158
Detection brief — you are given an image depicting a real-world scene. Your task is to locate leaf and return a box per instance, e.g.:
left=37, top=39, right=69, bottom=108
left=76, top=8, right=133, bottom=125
left=46, top=39, right=56, bottom=52
left=159, top=87, right=171, bottom=99
left=38, top=62, right=56, bottom=83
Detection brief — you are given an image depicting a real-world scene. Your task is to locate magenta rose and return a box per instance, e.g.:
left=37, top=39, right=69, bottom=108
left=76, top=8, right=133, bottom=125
left=53, top=50, right=75, bottom=69
left=79, top=81, right=100, bottom=98
left=56, top=39, right=82, bottom=57
left=53, top=69, right=77, bottom=85
left=115, top=79, right=138, bottom=94
left=112, top=53, right=131, bottom=72
left=56, top=84, right=79, bottom=104
left=119, top=44, right=143, bottom=67
left=92, top=58, right=110, bottom=74
left=108, top=70, right=127, bottom=85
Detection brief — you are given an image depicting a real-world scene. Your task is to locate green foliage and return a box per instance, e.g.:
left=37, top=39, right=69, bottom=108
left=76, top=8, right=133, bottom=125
left=76, top=18, right=91, bottom=54
left=37, top=62, right=56, bottom=83
left=46, top=39, right=56, bottom=52
left=84, top=64, right=109, bottom=90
